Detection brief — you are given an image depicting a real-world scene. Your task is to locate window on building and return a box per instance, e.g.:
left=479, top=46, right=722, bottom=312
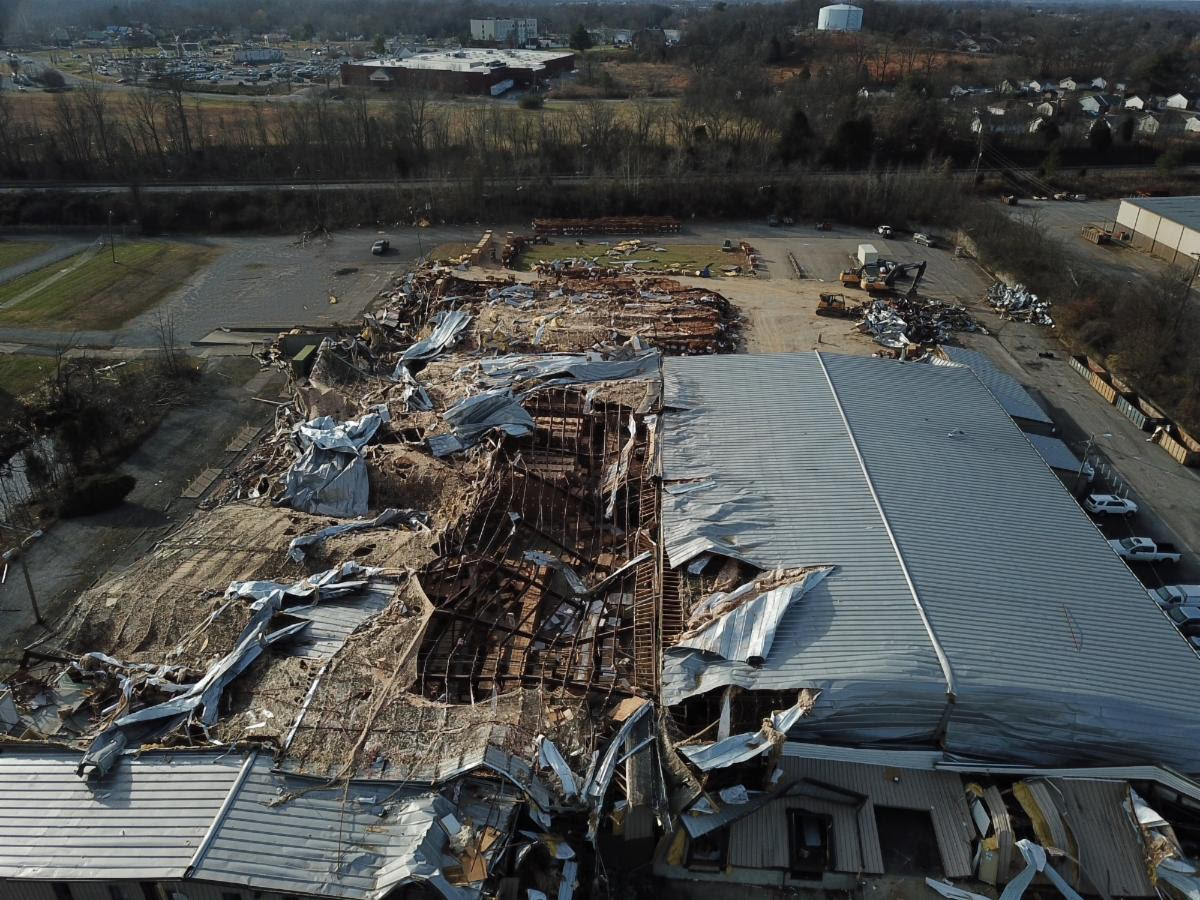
left=52, top=885, right=73, bottom=900
left=684, top=829, right=728, bottom=871
left=787, top=809, right=834, bottom=877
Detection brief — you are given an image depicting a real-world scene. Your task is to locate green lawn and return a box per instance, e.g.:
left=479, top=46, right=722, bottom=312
left=0, top=355, right=54, bottom=397
left=0, top=241, right=219, bottom=330
left=0, top=241, right=52, bottom=272
left=516, top=242, right=735, bottom=273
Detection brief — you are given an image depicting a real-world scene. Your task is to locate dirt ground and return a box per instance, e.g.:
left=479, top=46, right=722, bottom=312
left=0, top=355, right=287, bottom=663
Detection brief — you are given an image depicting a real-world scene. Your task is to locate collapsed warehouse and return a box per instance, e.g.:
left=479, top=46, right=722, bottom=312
left=4, top=265, right=1200, bottom=900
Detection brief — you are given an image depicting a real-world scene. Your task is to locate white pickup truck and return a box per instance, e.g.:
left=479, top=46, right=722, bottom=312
left=1109, top=537, right=1182, bottom=563
left=1151, top=585, right=1200, bottom=609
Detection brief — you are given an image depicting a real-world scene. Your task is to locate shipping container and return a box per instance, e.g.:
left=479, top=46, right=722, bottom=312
left=1159, top=428, right=1200, bottom=467
left=1069, top=354, right=1090, bottom=379
left=1089, top=370, right=1118, bottom=404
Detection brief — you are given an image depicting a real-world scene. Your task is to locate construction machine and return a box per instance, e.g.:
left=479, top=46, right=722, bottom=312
left=816, top=293, right=853, bottom=318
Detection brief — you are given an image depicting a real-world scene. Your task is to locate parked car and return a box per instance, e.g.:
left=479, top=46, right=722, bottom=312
left=371, top=239, right=389, bottom=255
left=1168, top=605, right=1200, bottom=636
left=767, top=214, right=781, bottom=227
left=913, top=232, right=936, bottom=247
left=876, top=225, right=893, bottom=238
left=1151, top=585, right=1200, bottom=609
left=1083, top=493, right=1138, bottom=516
left=1108, top=536, right=1182, bottom=563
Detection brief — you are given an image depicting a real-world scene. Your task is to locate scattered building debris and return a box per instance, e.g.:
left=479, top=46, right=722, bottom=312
left=986, top=280, right=1054, bottom=326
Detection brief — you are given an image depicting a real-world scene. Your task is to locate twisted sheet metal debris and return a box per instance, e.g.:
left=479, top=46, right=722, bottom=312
left=677, top=694, right=816, bottom=772
left=283, top=406, right=389, bottom=517
left=428, top=389, right=535, bottom=457
left=479, top=350, right=661, bottom=392
left=287, top=508, right=431, bottom=562
left=671, top=567, right=833, bottom=664
left=987, top=281, right=1053, bottom=326
left=399, top=309, right=472, bottom=363
left=77, top=564, right=383, bottom=779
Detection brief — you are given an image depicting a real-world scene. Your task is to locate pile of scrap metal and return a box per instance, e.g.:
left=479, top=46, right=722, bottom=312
left=987, top=280, right=1054, bottom=326
left=858, top=294, right=977, bottom=348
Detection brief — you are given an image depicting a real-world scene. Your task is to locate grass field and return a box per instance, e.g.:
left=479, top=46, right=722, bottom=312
left=0, top=241, right=52, bottom=272
left=0, top=240, right=219, bottom=330
left=517, top=241, right=734, bottom=273
left=0, top=356, right=54, bottom=397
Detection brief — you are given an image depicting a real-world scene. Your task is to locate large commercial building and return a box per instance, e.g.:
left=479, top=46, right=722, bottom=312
left=469, top=17, right=538, bottom=47
left=340, top=48, right=573, bottom=95
left=1116, top=195, right=1200, bottom=265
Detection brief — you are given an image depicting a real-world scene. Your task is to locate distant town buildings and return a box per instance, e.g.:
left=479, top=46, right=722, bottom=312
left=341, top=47, right=573, bottom=95
left=469, top=18, right=538, bottom=48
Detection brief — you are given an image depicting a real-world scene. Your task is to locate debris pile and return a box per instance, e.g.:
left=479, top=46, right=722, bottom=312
left=987, top=280, right=1054, bottom=326
left=858, top=294, right=977, bottom=348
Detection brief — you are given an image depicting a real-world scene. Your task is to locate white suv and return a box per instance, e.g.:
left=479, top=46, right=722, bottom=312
left=1083, top=493, right=1138, bottom=516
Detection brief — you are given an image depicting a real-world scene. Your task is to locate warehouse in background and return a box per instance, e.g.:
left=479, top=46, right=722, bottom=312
left=1116, top=195, right=1200, bottom=266
left=818, top=3, right=864, bottom=32
left=469, top=17, right=538, bottom=47
left=341, top=48, right=574, bottom=95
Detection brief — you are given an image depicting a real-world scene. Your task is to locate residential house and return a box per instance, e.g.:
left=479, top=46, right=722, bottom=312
left=1125, top=95, right=1146, bottom=110
left=1138, top=113, right=1161, bottom=137
left=1034, top=100, right=1057, bottom=117
left=1059, top=76, right=1078, bottom=91
left=662, top=29, right=682, bottom=45
left=1186, top=116, right=1200, bottom=136
left=1167, top=93, right=1191, bottom=110
left=997, top=78, right=1020, bottom=95
left=1091, top=76, right=1107, bottom=90
left=1080, top=94, right=1116, bottom=115
left=1115, top=81, right=1128, bottom=94
left=1028, top=78, right=1049, bottom=93
left=972, top=112, right=1029, bottom=136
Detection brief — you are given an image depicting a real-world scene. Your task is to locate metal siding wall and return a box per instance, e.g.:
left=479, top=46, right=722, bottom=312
left=1178, top=226, right=1200, bottom=264
left=1131, top=211, right=1160, bottom=250
left=0, top=883, right=58, bottom=900
left=778, top=756, right=974, bottom=878
left=728, top=797, right=862, bottom=873
left=1115, top=201, right=1140, bottom=231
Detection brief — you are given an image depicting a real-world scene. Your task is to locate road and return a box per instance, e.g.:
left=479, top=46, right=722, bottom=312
left=0, top=164, right=1189, bottom=195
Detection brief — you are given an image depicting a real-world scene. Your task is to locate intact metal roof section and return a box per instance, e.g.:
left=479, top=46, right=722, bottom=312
left=0, top=750, right=247, bottom=880
left=660, top=353, right=948, bottom=741
left=191, top=755, right=445, bottom=899
left=1026, top=433, right=1084, bottom=473
left=1124, top=195, right=1200, bottom=233
left=934, top=345, right=1053, bottom=425
left=820, top=352, right=1200, bottom=768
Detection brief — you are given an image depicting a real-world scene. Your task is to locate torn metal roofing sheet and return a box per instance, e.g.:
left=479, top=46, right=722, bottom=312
left=672, top=568, right=833, bottom=664
left=661, top=352, right=1200, bottom=770
left=0, top=750, right=248, bottom=881
left=933, top=345, right=1053, bottom=425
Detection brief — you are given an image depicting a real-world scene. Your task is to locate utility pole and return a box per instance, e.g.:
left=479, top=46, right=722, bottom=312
left=972, top=120, right=985, bottom=183
left=108, top=209, right=116, bottom=263
left=1, top=526, right=45, bottom=628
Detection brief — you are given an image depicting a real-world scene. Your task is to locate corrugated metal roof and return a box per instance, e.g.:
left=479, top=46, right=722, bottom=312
left=933, top=346, right=1053, bottom=426
left=284, top=582, right=395, bottom=659
left=1026, top=433, right=1085, bottom=473
left=661, top=352, right=1200, bottom=770
left=194, top=756, right=462, bottom=899
left=0, top=750, right=247, bottom=881
left=660, top=352, right=950, bottom=744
